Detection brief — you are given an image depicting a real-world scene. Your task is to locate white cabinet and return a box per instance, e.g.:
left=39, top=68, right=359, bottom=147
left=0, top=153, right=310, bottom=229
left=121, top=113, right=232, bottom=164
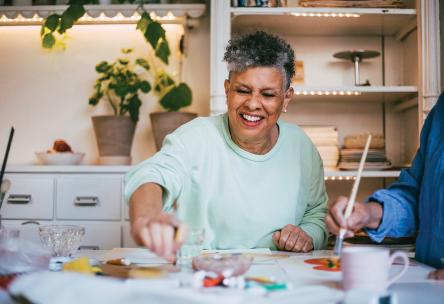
left=3, top=166, right=132, bottom=250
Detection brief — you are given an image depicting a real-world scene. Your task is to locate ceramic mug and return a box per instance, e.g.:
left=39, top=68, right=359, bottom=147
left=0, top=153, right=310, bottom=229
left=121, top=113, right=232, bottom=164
left=341, top=246, right=409, bottom=292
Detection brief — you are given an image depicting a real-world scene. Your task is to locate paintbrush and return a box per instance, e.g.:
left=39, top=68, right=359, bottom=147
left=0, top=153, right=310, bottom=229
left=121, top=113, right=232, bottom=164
left=333, top=134, right=372, bottom=256
left=0, top=127, right=14, bottom=213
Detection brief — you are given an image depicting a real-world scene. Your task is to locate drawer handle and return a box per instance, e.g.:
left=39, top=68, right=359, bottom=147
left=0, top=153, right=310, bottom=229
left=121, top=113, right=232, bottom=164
left=7, top=194, right=32, bottom=204
left=74, top=196, right=99, bottom=206
left=79, top=245, right=100, bottom=250
left=21, top=220, right=40, bottom=225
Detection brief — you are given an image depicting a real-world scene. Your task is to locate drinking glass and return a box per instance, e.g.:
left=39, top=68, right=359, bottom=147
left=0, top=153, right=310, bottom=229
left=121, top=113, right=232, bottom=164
left=176, top=227, right=205, bottom=265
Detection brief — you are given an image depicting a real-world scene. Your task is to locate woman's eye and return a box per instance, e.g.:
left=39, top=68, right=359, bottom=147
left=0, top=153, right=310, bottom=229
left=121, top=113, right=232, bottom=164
left=262, top=93, right=276, bottom=98
left=236, top=89, right=250, bottom=94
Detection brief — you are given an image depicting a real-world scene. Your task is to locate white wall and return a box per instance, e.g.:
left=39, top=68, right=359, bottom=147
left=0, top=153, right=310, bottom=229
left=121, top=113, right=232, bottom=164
left=0, top=13, right=210, bottom=165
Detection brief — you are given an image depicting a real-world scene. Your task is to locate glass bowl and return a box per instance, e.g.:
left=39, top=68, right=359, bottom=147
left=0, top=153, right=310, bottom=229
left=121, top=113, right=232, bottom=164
left=38, top=225, right=85, bottom=257
left=192, top=253, right=253, bottom=276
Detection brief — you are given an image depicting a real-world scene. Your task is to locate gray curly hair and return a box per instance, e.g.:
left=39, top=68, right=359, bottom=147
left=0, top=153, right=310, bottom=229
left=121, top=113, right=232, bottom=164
left=223, top=31, right=295, bottom=89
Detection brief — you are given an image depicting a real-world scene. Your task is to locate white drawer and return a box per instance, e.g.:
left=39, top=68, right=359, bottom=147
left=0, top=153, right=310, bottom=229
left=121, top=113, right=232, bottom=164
left=56, top=176, right=122, bottom=220
left=2, top=220, right=52, bottom=245
left=2, top=175, right=54, bottom=220
left=123, top=221, right=138, bottom=248
left=56, top=221, right=121, bottom=250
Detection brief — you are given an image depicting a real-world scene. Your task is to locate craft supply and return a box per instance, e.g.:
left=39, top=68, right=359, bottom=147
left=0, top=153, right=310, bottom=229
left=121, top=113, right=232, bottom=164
left=304, top=257, right=341, bottom=272
left=106, top=258, right=131, bottom=266
left=333, top=134, right=372, bottom=255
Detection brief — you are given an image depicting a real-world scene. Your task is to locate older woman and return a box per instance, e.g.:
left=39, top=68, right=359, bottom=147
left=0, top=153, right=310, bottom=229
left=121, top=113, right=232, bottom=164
left=125, top=31, right=327, bottom=261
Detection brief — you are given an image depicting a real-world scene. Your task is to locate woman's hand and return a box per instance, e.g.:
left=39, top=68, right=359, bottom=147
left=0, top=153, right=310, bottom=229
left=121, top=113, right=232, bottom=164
left=325, top=196, right=383, bottom=238
left=428, top=269, right=444, bottom=280
left=273, top=224, right=313, bottom=252
left=131, top=212, right=185, bottom=262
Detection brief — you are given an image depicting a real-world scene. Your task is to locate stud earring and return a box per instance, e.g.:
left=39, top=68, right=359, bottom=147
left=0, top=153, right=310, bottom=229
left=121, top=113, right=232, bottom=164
left=283, top=108, right=287, bottom=113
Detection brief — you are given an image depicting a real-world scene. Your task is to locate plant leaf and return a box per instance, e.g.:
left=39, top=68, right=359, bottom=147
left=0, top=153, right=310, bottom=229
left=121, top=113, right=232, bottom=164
left=59, top=13, right=74, bottom=34
left=127, top=95, right=142, bottom=122
left=159, top=83, right=192, bottom=111
left=44, top=14, right=60, bottom=32
left=145, top=21, right=165, bottom=50
left=139, top=81, right=151, bottom=93
left=95, top=61, right=110, bottom=73
left=135, top=58, right=150, bottom=70
left=136, top=13, right=150, bottom=34
left=155, top=38, right=170, bottom=65
left=42, top=33, right=56, bottom=49
left=66, top=4, right=85, bottom=20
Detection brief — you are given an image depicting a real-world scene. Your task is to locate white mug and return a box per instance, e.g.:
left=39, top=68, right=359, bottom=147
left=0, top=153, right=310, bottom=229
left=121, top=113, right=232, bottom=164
left=341, top=246, right=409, bottom=293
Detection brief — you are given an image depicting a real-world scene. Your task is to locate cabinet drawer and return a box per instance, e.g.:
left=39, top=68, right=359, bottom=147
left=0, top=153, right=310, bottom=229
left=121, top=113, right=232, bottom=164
left=56, top=176, right=122, bottom=220
left=2, top=175, right=54, bottom=220
left=2, top=220, right=52, bottom=245
left=57, top=221, right=121, bottom=250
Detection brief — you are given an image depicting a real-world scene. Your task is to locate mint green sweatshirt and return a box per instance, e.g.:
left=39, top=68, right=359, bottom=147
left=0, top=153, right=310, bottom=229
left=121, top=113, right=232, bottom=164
left=124, top=114, right=328, bottom=250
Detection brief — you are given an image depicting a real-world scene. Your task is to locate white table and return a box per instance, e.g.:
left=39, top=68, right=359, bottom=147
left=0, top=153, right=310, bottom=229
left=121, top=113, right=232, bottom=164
left=1, top=249, right=443, bottom=304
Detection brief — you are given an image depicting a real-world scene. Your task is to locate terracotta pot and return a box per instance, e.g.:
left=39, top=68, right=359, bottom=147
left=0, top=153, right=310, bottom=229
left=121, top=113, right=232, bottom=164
left=92, top=116, right=136, bottom=165
left=150, top=112, right=197, bottom=151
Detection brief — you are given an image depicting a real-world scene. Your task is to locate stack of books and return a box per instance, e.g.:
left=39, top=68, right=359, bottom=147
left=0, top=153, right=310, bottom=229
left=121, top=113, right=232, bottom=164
left=302, top=126, right=339, bottom=170
left=338, top=133, right=391, bottom=170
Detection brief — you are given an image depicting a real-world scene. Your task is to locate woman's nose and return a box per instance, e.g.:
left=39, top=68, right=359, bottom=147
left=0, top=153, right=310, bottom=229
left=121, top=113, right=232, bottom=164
left=245, top=94, right=262, bottom=110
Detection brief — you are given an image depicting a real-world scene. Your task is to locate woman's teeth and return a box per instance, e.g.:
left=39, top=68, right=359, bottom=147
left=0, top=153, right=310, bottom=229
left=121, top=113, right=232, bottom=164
left=242, top=114, right=262, bottom=122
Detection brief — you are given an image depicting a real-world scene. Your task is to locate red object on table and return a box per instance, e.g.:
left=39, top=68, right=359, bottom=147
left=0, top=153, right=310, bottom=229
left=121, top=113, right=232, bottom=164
left=203, top=275, right=224, bottom=287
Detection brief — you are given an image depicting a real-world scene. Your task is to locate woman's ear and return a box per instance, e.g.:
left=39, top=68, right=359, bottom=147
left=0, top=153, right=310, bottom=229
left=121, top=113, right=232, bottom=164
left=283, top=86, right=294, bottom=112
left=224, top=79, right=230, bottom=97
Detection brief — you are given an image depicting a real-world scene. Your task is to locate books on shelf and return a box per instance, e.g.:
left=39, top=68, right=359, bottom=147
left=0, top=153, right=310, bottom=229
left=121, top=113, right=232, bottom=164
left=303, top=126, right=339, bottom=170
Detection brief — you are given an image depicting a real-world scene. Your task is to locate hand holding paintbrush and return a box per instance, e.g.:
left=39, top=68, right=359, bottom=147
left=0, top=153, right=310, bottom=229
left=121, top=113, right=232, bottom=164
left=333, top=134, right=372, bottom=255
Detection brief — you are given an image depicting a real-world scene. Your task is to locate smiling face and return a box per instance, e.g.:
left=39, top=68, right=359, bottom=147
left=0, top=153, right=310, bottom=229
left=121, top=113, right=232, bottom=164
left=224, top=66, right=293, bottom=154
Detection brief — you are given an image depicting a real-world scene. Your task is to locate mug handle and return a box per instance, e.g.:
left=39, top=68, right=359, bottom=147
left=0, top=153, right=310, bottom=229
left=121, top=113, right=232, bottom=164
left=387, top=251, right=409, bottom=287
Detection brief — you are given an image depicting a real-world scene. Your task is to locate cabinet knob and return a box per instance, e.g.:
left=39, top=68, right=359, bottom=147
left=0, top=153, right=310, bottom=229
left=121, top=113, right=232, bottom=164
left=7, top=194, right=31, bottom=204
left=74, top=196, right=99, bottom=206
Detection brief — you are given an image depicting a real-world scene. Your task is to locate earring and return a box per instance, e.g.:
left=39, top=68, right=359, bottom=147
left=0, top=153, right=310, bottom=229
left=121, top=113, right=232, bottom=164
left=283, top=108, right=287, bottom=113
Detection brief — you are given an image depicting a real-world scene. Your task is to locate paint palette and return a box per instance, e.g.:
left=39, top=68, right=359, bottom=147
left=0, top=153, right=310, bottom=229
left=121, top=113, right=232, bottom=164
left=304, top=257, right=341, bottom=272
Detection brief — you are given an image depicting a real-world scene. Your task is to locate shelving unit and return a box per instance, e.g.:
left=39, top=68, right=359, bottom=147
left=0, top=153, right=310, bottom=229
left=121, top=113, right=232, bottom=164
left=210, top=0, right=440, bottom=202
left=0, top=4, right=206, bottom=26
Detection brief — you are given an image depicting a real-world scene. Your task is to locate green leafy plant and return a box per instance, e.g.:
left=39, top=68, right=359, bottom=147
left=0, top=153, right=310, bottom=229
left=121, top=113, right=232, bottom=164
left=89, top=48, right=151, bottom=123
left=43, top=1, right=192, bottom=113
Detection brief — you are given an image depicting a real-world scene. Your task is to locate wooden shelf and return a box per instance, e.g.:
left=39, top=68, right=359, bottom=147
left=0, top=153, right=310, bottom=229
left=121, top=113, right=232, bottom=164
left=291, top=86, right=417, bottom=103
left=231, top=7, right=416, bottom=36
left=0, top=4, right=206, bottom=25
left=324, top=170, right=400, bottom=180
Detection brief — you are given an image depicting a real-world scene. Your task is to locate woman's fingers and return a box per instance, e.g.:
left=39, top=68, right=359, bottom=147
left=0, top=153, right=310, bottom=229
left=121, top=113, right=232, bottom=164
left=278, top=226, right=291, bottom=249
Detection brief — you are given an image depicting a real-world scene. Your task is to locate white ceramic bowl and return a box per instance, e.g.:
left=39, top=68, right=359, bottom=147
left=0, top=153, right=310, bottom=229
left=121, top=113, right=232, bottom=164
left=35, top=152, right=85, bottom=165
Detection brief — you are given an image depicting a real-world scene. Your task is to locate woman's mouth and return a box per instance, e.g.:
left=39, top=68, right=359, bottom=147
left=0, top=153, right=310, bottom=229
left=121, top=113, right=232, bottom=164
left=240, top=113, right=264, bottom=126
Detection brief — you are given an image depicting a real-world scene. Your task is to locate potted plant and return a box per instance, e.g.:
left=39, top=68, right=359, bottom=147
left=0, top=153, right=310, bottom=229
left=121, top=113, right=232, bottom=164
left=89, top=48, right=151, bottom=165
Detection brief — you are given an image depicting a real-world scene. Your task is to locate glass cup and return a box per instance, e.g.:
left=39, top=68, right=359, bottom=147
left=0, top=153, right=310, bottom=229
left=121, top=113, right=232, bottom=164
left=176, top=227, right=205, bottom=265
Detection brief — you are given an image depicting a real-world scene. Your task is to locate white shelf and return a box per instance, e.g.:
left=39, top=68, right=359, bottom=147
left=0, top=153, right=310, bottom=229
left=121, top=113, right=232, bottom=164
left=0, top=4, right=206, bottom=25
left=231, top=7, right=416, bottom=36
left=291, top=86, right=417, bottom=103
left=324, top=170, right=400, bottom=180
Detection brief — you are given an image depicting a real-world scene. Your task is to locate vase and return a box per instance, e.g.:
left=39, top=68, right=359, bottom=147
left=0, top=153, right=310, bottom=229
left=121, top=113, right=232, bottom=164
left=150, top=112, right=197, bottom=151
left=92, top=116, right=136, bottom=165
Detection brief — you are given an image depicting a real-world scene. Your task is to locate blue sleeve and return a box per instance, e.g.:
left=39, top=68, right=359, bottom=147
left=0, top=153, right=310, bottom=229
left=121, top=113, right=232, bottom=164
left=365, top=104, right=436, bottom=242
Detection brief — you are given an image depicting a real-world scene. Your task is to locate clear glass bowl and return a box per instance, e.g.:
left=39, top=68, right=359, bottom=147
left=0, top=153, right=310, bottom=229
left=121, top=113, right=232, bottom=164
left=192, top=253, right=253, bottom=276
left=38, top=225, right=85, bottom=257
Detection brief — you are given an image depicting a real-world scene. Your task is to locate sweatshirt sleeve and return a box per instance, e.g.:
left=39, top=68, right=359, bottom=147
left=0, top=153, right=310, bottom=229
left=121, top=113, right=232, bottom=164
left=124, top=133, right=190, bottom=212
left=299, top=148, right=329, bottom=250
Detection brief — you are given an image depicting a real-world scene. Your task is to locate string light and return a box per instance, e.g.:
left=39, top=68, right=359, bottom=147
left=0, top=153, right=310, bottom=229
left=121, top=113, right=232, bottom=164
left=0, top=10, right=180, bottom=24
left=294, top=90, right=362, bottom=96
left=291, top=12, right=360, bottom=18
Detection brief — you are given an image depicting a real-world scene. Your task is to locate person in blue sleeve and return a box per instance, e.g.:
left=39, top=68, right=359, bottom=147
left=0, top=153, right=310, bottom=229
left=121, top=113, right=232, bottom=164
left=326, top=92, right=444, bottom=280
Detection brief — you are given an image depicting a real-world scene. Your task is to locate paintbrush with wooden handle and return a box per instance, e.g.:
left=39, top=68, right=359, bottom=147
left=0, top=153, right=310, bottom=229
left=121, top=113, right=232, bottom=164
left=333, top=134, right=372, bottom=255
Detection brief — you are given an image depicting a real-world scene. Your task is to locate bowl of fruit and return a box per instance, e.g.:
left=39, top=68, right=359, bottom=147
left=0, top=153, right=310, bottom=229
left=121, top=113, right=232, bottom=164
left=36, top=140, right=84, bottom=165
